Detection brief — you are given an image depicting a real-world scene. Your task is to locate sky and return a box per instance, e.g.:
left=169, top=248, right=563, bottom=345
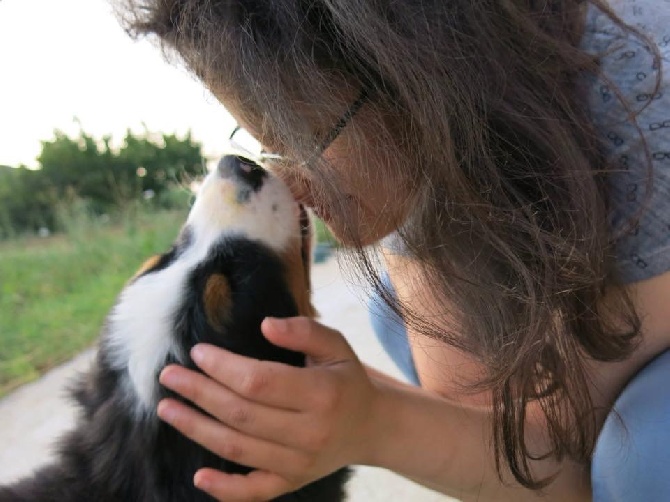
left=0, top=0, right=241, bottom=168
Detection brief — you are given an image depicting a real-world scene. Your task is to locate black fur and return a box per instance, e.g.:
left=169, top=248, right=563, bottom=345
left=0, top=237, right=349, bottom=501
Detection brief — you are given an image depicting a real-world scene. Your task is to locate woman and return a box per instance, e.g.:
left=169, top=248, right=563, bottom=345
left=118, top=0, right=670, bottom=500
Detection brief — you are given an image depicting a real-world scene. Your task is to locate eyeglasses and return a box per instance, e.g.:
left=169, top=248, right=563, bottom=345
left=228, top=88, right=368, bottom=168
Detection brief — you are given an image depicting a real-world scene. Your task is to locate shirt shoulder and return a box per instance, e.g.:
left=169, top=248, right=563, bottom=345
left=581, top=0, right=670, bottom=283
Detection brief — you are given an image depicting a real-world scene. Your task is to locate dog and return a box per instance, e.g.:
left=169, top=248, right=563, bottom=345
left=0, top=155, right=350, bottom=501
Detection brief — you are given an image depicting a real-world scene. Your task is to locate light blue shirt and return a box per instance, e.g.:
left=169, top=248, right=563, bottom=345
left=582, top=0, right=670, bottom=283
left=591, top=349, right=670, bottom=501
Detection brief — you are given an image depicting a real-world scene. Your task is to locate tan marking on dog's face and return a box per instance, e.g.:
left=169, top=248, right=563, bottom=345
left=132, top=255, right=161, bottom=280
left=203, top=274, right=232, bottom=332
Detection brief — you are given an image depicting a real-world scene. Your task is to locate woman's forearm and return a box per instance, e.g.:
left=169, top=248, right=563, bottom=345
left=365, top=376, right=591, bottom=502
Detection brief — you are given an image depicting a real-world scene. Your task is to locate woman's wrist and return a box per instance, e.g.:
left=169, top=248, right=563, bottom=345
left=358, top=371, right=420, bottom=469
left=358, top=375, right=501, bottom=498
left=355, top=368, right=592, bottom=502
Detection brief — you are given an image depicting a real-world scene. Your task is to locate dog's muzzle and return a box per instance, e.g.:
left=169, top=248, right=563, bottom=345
left=213, top=154, right=312, bottom=268
left=217, top=155, right=268, bottom=191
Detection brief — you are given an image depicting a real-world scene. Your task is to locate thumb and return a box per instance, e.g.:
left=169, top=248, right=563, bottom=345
left=261, top=316, right=355, bottom=365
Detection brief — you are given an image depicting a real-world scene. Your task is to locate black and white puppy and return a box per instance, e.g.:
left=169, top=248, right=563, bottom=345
left=0, top=155, right=349, bottom=502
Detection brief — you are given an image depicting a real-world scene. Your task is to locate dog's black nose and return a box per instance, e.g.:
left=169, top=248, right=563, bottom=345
left=217, top=155, right=267, bottom=191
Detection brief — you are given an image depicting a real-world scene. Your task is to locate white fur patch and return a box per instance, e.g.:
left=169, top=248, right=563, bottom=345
left=187, top=171, right=301, bottom=254
left=105, top=168, right=301, bottom=414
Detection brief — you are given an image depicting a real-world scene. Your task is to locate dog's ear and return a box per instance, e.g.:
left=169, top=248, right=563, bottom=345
left=283, top=251, right=317, bottom=318
left=202, top=273, right=232, bottom=332
left=277, top=205, right=318, bottom=318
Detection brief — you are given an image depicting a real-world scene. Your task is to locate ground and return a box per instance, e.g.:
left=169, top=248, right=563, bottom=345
left=0, top=255, right=454, bottom=501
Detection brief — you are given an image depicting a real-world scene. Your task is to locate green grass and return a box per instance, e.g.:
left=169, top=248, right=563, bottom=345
left=0, top=209, right=186, bottom=397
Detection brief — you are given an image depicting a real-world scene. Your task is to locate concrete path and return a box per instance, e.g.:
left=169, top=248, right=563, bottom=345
left=0, top=255, right=454, bottom=501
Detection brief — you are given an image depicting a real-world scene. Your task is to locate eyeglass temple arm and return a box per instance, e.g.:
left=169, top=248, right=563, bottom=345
left=229, top=87, right=369, bottom=160
left=317, top=88, right=369, bottom=153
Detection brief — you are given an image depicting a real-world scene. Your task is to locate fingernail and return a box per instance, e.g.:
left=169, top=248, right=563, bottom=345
left=194, top=471, right=211, bottom=491
left=191, top=344, right=205, bottom=364
left=157, top=401, right=177, bottom=423
left=267, top=317, right=288, bottom=334
left=159, top=367, right=180, bottom=388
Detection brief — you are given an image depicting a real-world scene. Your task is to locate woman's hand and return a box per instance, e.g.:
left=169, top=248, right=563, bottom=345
left=156, top=316, right=383, bottom=501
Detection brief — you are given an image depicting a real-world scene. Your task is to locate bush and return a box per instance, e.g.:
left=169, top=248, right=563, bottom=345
left=0, top=128, right=205, bottom=238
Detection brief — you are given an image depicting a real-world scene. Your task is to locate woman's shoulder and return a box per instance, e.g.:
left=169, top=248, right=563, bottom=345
left=581, top=0, right=669, bottom=94
left=580, top=0, right=670, bottom=153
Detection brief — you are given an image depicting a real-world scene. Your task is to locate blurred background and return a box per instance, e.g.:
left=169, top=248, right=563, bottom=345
left=0, top=0, right=251, bottom=396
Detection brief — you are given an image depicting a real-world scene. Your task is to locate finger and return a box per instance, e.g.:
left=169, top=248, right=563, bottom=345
left=190, top=344, right=320, bottom=410
left=194, top=468, right=293, bottom=502
left=160, top=365, right=313, bottom=448
left=157, top=398, right=307, bottom=474
left=262, top=317, right=355, bottom=365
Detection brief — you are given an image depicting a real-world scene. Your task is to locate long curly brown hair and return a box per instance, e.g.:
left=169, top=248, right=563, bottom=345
left=116, top=0, right=657, bottom=489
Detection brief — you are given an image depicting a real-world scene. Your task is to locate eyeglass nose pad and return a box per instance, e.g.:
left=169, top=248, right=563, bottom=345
left=217, top=155, right=267, bottom=191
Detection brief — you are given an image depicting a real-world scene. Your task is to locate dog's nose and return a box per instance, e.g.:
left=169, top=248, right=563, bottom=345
left=217, top=155, right=267, bottom=191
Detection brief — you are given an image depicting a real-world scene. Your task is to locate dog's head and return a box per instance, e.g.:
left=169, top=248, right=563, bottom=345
left=104, top=156, right=314, bottom=413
